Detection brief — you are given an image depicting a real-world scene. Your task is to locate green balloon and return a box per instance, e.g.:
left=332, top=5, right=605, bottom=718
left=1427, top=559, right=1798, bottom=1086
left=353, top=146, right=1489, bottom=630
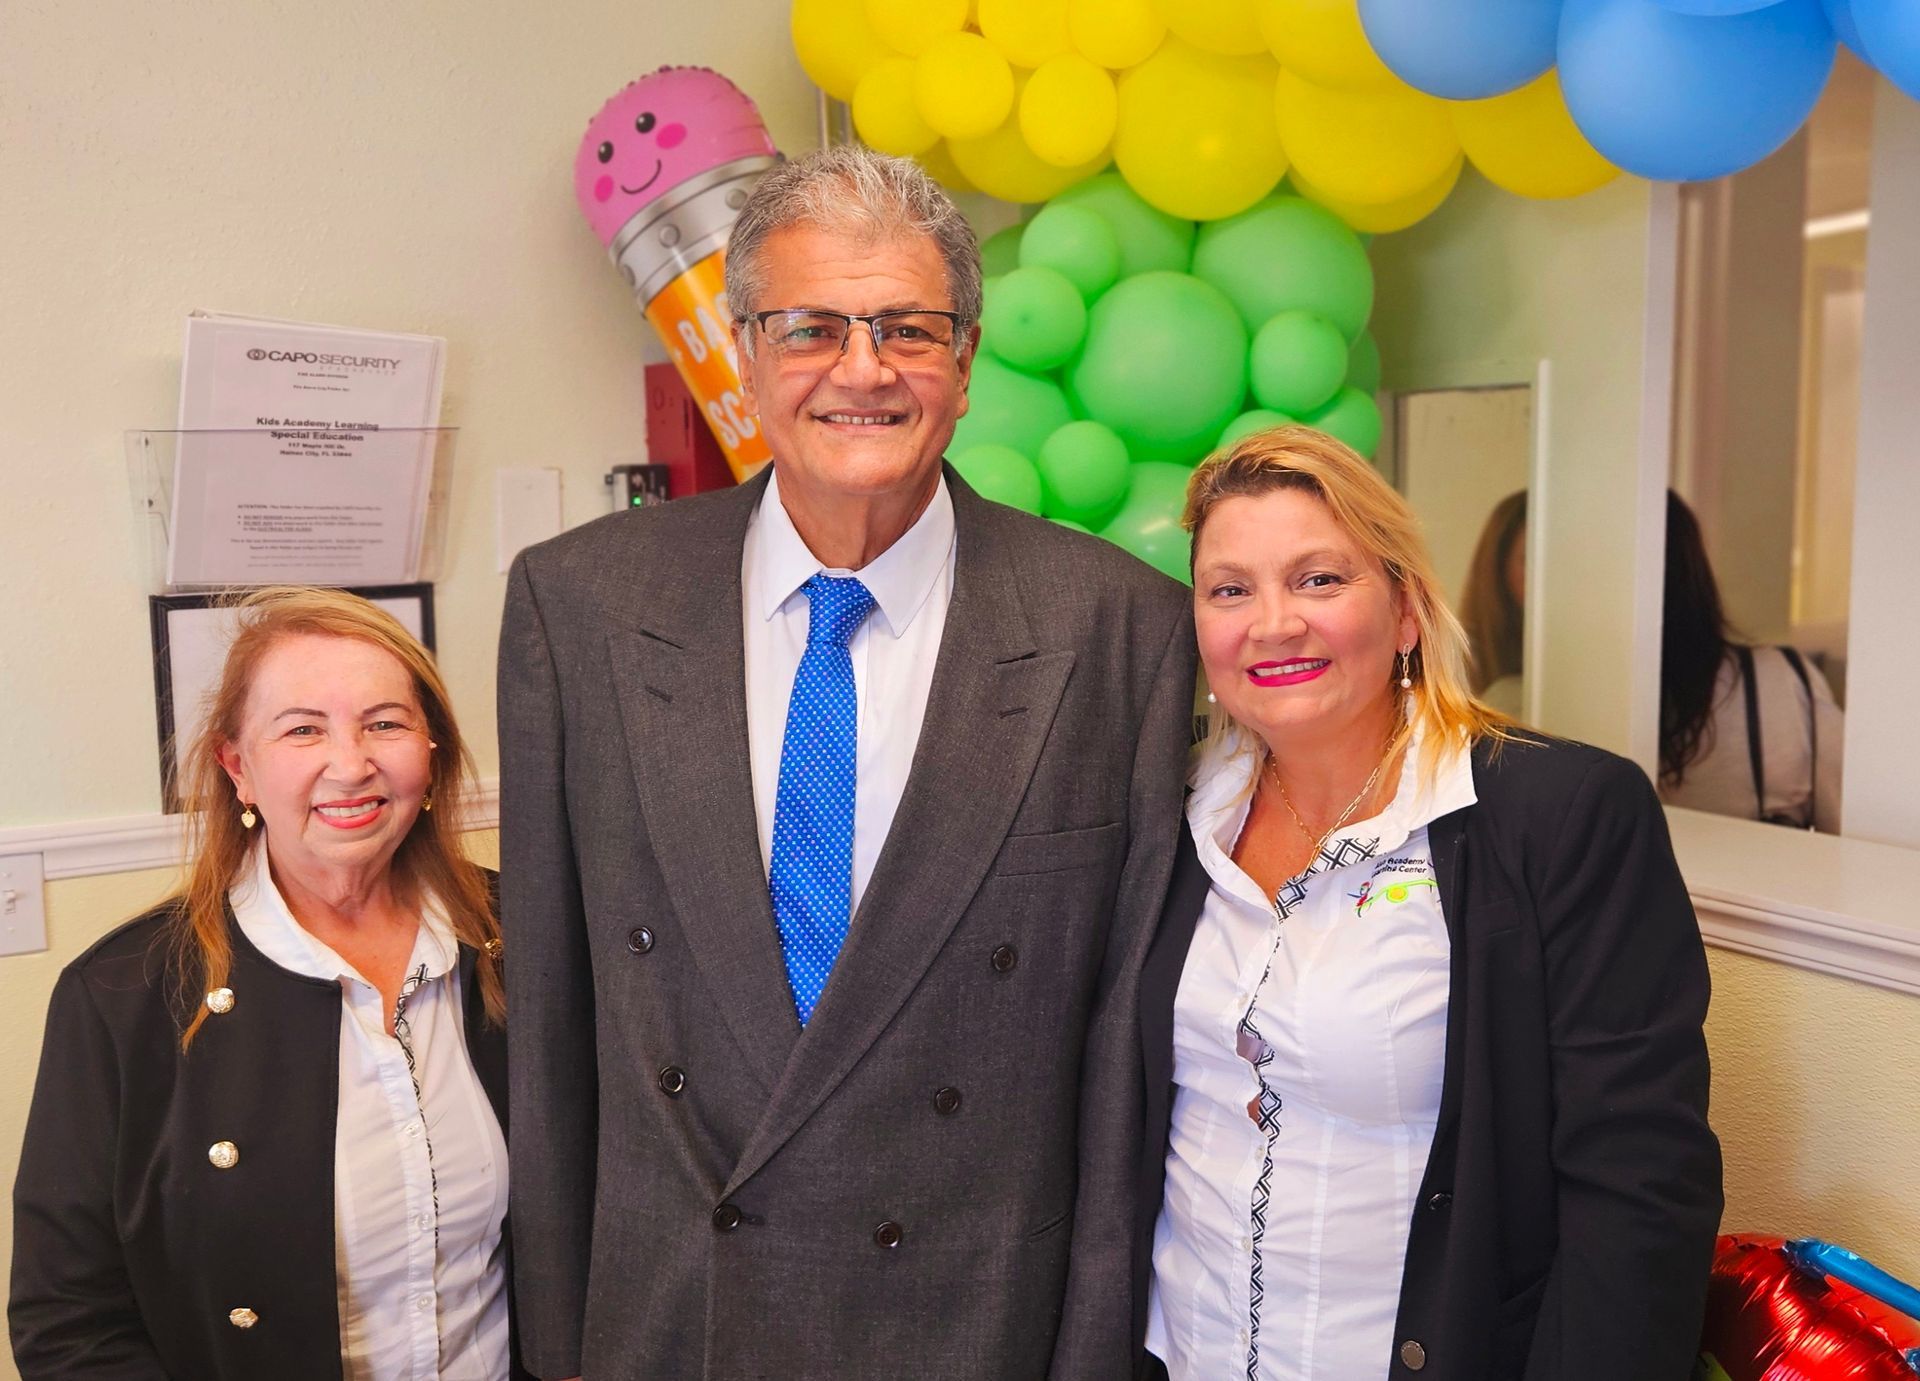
left=980, top=222, right=1025, bottom=279
left=1302, top=386, right=1383, bottom=459
left=1192, top=196, right=1374, bottom=342
left=952, top=443, right=1044, bottom=514
left=1250, top=310, right=1347, bottom=416
left=953, top=354, right=1073, bottom=460
left=1018, top=203, right=1123, bottom=302
left=1052, top=172, right=1196, bottom=278
left=1037, top=420, right=1131, bottom=525
left=1347, top=329, right=1382, bottom=395
left=1066, top=271, right=1248, bottom=465
left=1052, top=518, right=1093, bottom=534
left=1218, top=408, right=1294, bottom=450
left=982, top=266, right=1087, bottom=372
left=1097, top=461, right=1195, bottom=584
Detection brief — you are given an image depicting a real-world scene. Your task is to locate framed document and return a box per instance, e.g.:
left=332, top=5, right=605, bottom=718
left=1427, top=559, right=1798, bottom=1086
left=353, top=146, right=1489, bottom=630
left=149, top=584, right=435, bottom=812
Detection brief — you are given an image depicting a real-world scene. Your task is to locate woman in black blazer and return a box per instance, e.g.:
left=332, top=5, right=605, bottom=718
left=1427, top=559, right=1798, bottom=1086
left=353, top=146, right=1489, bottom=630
left=1134, top=429, right=1722, bottom=1381
left=11, top=588, right=525, bottom=1380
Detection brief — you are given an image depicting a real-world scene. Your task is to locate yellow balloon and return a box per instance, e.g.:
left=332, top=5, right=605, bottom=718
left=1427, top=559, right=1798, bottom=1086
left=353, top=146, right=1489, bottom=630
left=1289, top=154, right=1463, bottom=233
left=978, top=0, right=1072, bottom=67
left=864, top=0, right=967, bottom=55
left=1253, top=0, right=1394, bottom=90
left=1021, top=55, right=1118, bottom=167
left=1276, top=69, right=1460, bottom=206
left=1114, top=40, right=1286, bottom=221
left=854, top=59, right=941, bottom=155
left=916, top=139, right=979, bottom=194
left=1154, top=0, right=1266, bottom=56
left=950, top=86, right=1109, bottom=203
left=1453, top=70, right=1620, bottom=201
left=791, top=0, right=894, bottom=101
left=1069, top=0, right=1166, bottom=68
left=914, top=32, right=1017, bottom=139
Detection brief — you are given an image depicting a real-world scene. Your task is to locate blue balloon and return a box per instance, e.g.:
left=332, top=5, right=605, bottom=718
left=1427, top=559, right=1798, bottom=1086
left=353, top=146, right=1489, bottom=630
left=1358, top=0, right=1561, bottom=99
left=1558, top=0, right=1837, bottom=181
left=1855, top=0, right=1920, bottom=99
left=1651, top=0, right=1784, bottom=13
left=1820, top=0, right=1871, bottom=57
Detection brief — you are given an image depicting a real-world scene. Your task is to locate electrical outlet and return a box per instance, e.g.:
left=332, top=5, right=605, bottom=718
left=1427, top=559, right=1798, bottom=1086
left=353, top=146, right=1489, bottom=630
left=0, top=852, right=48, bottom=956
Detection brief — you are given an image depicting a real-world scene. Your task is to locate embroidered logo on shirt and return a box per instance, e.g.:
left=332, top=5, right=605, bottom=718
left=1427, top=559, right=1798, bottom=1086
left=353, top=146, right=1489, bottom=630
left=1350, top=857, right=1436, bottom=917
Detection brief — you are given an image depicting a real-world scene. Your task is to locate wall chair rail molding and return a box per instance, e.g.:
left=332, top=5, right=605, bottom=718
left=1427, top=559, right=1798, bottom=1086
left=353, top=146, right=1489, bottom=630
left=0, top=780, right=500, bottom=882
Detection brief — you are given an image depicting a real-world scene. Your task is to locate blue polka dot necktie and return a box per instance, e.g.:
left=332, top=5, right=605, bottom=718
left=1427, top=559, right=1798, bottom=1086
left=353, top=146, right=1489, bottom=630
left=769, top=574, right=876, bottom=1026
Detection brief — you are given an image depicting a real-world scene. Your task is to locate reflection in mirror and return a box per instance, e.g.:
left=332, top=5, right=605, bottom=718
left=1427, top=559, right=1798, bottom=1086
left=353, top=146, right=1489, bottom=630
left=1392, top=384, right=1533, bottom=722
left=1663, top=54, right=1870, bottom=834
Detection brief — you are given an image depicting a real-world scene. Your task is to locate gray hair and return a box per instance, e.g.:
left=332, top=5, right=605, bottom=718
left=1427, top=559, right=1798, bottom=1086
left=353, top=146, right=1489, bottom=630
left=725, top=145, right=983, bottom=344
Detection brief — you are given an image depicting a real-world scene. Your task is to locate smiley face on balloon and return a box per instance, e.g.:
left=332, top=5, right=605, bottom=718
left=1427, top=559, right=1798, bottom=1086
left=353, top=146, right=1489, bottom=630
left=573, top=67, right=779, bottom=247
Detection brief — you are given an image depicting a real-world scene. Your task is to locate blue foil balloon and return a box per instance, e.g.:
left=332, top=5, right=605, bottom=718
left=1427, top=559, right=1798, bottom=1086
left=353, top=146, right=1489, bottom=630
left=1559, top=0, right=1837, bottom=181
left=1855, top=0, right=1920, bottom=99
left=1357, top=0, right=1562, bottom=99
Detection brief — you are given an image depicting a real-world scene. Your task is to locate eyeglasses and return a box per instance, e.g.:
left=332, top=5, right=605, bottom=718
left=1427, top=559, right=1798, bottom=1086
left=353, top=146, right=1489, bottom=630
left=743, top=309, right=968, bottom=366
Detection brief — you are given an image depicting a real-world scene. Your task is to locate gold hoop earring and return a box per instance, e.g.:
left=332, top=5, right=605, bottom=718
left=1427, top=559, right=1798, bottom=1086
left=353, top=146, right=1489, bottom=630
left=420, top=793, right=433, bottom=813
left=240, top=805, right=258, bottom=830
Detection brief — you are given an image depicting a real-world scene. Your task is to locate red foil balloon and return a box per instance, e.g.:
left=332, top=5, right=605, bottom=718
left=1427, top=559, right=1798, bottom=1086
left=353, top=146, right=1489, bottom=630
left=1700, top=1235, right=1920, bottom=1380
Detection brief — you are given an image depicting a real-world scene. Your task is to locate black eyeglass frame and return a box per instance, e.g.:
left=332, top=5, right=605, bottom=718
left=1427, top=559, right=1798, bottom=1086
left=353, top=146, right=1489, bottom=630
left=740, top=308, right=971, bottom=359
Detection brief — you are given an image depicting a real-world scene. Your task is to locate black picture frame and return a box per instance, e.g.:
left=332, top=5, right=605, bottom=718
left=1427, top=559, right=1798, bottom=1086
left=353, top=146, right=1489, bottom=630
left=149, top=583, right=436, bottom=813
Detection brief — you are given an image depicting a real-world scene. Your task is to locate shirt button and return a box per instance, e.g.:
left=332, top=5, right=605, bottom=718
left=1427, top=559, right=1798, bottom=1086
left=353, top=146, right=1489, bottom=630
left=207, top=1141, right=239, bottom=1169
left=872, top=1220, right=904, bottom=1249
left=989, top=944, right=1018, bottom=974
left=415, top=1295, right=433, bottom=1314
left=933, top=1087, right=962, bottom=1115
left=712, top=1203, right=743, bottom=1232
left=406, top=1121, right=422, bottom=1138
left=658, top=1065, right=688, bottom=1097
left=416, top=1212, right=432, bottom=1232
left=228, top=1307, right=258, bottom=1329
left=1399, top=1339, right=1427, bottom=1370
left=627, top=927, right=654, bottom=954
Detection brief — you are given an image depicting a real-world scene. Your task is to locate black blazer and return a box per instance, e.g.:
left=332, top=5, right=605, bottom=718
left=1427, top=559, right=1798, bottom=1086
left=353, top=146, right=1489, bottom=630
left=9, top=892, right=524, bottom=1381
left=1134, top=735, right=1723, bottom=1381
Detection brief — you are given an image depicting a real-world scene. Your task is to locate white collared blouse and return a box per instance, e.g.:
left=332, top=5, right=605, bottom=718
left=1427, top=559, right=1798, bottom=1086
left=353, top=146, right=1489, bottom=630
left=1147, top=727, right=1476, bottom=1381
left=229, top=845, right=510, bottom=1380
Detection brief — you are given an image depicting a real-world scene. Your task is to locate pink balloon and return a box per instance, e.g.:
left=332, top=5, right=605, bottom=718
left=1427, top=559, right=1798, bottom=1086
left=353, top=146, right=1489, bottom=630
left=573, top=68, right=777, bottom=247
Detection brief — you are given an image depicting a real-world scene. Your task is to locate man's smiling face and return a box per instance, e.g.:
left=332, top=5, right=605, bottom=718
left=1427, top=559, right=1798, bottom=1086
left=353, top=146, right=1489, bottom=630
left=738, top=223, right=975, bottom=512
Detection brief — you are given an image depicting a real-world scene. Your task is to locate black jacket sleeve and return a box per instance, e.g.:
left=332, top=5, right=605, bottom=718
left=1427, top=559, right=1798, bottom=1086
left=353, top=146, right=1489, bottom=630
left=9, top=968, right=168, bottom=1379
left=1522, top=754, right=1723, bottom=1380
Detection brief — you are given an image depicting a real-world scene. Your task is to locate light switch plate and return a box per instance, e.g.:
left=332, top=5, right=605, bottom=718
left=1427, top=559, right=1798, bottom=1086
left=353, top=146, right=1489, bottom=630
left=496, top=467, right=564, bottom=573
left=0, top=852, right=47, bottom=956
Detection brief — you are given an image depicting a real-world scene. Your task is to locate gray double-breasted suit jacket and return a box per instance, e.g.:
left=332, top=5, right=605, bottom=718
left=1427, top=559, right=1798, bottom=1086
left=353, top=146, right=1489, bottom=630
left=499, top=464, right=1195, bottom=1380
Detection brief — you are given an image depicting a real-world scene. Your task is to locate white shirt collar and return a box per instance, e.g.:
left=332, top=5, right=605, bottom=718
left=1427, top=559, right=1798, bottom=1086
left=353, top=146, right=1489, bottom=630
left=229, top=839, right=459, bottom=989
left=746, top=467, right=956, bottom=638
left=1187, top=721, right=1478, bottom=860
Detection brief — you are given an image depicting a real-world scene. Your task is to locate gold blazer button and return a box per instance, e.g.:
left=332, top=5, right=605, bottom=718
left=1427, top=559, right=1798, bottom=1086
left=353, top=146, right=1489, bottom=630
left=228, top=1307, right=258, bottom=1329
left=208, top=1141, right=240, bottom=1170
left=205, top=987, right=235, bottom=1015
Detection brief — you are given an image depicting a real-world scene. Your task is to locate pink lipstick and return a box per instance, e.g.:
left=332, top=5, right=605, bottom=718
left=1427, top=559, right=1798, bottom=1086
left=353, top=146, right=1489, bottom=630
left=1247, top=659, right=1330, bottom=687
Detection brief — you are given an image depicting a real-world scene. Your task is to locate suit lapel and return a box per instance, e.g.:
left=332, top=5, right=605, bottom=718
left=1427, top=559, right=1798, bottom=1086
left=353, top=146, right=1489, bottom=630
left=610, top=472, right=800, bottom=1093
left=725, top=481, right=1072, bottom=1194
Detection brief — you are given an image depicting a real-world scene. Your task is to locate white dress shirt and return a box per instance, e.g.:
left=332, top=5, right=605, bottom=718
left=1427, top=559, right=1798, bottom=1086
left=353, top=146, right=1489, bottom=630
left=230, top=845, right=510, bottom=1381
left=1147, top=727, right=1475, bottom=1381
left=741, top=468, right=957, bottom=911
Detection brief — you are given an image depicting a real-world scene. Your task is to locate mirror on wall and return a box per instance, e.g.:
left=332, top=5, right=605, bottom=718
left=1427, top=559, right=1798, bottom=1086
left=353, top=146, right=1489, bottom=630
left=1661, top=54, right=1872, bottom=834
left=1391, top=384, right=1534, bottom=722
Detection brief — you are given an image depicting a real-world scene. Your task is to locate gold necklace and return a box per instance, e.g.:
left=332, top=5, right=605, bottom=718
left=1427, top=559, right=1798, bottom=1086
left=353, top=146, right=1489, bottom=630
left=1264, top=734, right=1398, bottom=849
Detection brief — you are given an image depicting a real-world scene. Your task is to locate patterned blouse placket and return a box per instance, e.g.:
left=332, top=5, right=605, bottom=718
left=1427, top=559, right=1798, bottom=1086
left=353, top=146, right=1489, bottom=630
left=1238, top=833, right=1381, bottom=1381
left=391, top=962, right=442, bottom=1250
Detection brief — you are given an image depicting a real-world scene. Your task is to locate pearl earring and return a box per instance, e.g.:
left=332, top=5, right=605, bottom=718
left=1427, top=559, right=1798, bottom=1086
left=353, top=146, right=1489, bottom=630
left=1206, top=690, right=1217, bottom=704
left=1398, top=646, right=1414, bottom=690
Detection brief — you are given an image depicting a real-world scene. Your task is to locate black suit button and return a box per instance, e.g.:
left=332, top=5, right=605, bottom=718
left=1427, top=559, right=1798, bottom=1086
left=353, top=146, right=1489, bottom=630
left=933, top=1087, right=962, bottom=1115
left=658, top=1065, right=687, bottom=1096
left=1399, top=1340, right=1427, bottom=1371
left=627, top=927, right=654, bottom=954
left=1425, top=1191, right=1452, bottom=1212
left=873, top=1220, right=904, bottom=1249
left=990, top=944, right=1018, bottom=974
left=712, top=1203, right=742, bottom=1232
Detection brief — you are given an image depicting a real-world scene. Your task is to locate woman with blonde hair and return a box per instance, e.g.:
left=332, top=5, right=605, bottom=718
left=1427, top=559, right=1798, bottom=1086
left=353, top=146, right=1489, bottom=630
left=1132, top=428, right=1721, bottom=1381
left=11, top=588, right=523, bottom=1380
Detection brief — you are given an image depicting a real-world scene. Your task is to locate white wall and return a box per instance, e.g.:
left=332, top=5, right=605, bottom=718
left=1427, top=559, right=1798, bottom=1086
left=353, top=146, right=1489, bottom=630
left=0, top=0, right=816, bottom=828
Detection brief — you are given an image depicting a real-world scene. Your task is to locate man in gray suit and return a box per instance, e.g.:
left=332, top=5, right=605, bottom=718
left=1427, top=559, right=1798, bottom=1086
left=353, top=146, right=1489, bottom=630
left=500, top=145, right=1194, bottom=1381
